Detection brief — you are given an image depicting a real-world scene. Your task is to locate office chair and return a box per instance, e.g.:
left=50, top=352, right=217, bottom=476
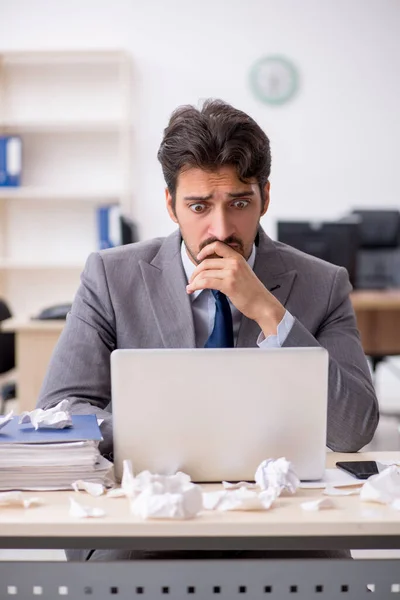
left=0, top=298, right=16, bottom=415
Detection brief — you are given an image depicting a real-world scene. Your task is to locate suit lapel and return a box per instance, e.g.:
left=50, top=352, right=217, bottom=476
left=236, top=229, right=297, bottom=348
left=139, top=231, right=196, bottom=348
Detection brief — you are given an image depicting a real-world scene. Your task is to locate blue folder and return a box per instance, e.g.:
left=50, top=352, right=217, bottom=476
left=0, top=414, right=102, bottom=444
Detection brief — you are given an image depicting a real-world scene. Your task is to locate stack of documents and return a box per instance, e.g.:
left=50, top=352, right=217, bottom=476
left=0, top=414, right=113, bottom=490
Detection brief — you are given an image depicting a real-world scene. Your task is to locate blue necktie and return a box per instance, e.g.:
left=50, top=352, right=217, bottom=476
left=204, top=290, right=234, bottom=348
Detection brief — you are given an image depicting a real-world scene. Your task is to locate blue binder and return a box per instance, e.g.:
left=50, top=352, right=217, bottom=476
left=0, top=414, right=102, bottom=444
left=0, top=136, right=22, bottom=187
left=96, top=205, right=122, bottom=250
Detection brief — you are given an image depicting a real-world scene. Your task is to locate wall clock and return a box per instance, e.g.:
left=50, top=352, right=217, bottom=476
left=250, top=55, right=299, bottom=105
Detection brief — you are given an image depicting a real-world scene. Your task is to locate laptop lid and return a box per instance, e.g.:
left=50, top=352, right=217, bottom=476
left=111, top=347, right=328, bottom=482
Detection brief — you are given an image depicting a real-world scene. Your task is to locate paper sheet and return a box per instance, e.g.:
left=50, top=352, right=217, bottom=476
left=0, top=490, right=41, bottom=509
left=360, top=466, right=400, bottom=505
left=301, top=498, right=335, bottom=511
left=0, top=410, right=13, bottom=431
left=255, top=457, right=299, bottom=494
left=299, top=469, right=365, bottom=489
left=69, top=497, right=105, bottom=518
left=19, top=399, right=72, bottom=430
left=203, top=488, right=277, bottom=511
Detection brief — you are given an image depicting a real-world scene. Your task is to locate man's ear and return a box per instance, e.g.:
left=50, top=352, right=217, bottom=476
left=165, top=188, right=178, bottom=223
left=261, top=181, right=270, bottom=216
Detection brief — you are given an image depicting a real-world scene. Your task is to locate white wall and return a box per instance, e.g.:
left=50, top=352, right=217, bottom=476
left=1, top=0, right=399, bottom=240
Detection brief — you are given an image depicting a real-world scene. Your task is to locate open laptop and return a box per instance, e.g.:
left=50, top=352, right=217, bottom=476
left=111, top=347, right=328, bottom=482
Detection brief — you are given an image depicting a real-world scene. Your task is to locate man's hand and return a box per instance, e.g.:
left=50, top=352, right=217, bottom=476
left=186, top=241, right=285, bottom=337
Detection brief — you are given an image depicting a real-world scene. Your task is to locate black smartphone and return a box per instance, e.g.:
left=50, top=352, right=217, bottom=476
left=336, top=460, right=379, bottom=480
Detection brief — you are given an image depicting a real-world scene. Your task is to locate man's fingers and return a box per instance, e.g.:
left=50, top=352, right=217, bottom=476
left=197, top=241, right=237, bottom=261
left=187, top=271, right=227, bottom=292
left=187, top=277, right=226, bottom=294
left=189, top=259, right=230, bottom=283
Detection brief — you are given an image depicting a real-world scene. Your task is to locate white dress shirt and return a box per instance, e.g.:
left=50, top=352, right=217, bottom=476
left=180, top=243, right=294, bottom=348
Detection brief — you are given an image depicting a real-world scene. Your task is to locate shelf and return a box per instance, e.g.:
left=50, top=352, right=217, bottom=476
left=0, top=187, right=120, bottom=202
left=0, top=260, right=85, bottom=270
left=0, top=49, right=133, bottom=316
left=0, top=120, right=128, bottom=134
left=0, top=50, right=130, bottom=65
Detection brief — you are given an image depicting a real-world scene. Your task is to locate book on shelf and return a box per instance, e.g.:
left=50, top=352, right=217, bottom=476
left=96, top=205, right=139, bottom=250
left=0, top=136, right=22, bottom=186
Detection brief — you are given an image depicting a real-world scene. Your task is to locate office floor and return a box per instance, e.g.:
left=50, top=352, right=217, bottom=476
left=1, top=406, right=399, bottom=562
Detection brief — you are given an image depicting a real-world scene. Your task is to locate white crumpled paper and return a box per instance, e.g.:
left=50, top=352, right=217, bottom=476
left=0, top=491, right=42, bottom=509
left=205, top=457, right=299, bottom=512
left=301, top=498, right=335, bottom=511
left=131, top=480, right=202, bottom=520
left=72, top=480, right=105, bottom=497
left=107, top=461, right=203, bottom=519
left=19, top=399, right=72, bottom=430
left=255, top=457, right=299, bottom=494
left=69, top=497, right=105, bottom=518
left=106, top=460, right=138, bottom=498
left=0, top=410, right=13, bottom=431
left=323, top=486, right=360, bottom=497
left=360, top=466, right=400, bottom=505
left=222, top=481, right=258, bottom=490
left=203, top=487, right=277, bottom=512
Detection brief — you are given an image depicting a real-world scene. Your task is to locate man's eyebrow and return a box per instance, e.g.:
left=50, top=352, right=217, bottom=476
left=183, top=194, right=213, bottom=202
left=183, top=190, right=255, bottom=202
left=227, top=190, right=255, bottom=198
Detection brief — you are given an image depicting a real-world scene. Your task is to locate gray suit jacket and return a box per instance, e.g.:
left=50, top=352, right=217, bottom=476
left=37, top=227, right=379, bottom=457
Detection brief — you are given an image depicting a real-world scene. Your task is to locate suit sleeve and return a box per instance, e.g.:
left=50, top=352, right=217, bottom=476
left=36, top=252, right=115, bottom=457
left=282, top=267, right=379, bottom=452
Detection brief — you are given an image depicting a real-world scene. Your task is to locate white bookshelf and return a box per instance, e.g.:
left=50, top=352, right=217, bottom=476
left=0, top=50, right=133, bottom=317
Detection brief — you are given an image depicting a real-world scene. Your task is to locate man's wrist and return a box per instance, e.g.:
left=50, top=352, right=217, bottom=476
left=255, top=304, right=286, bottom=337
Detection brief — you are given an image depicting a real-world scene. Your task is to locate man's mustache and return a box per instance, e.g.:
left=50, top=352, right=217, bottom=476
left=199, top=236, right=244, bottom=256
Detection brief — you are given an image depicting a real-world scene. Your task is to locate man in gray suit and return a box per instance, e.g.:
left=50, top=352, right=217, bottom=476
left=37, top=99, right=378, bottom=561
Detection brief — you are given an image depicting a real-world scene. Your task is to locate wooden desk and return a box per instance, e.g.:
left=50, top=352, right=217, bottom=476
left=0, top=452, right=399, bottom=550
left=351, top=290, right=400, bottom=361
left=1, top=452, right=400, bottom=599
left=1, top=318, right=65, bottom=413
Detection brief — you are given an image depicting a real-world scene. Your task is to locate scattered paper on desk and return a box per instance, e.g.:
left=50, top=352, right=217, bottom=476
left=130, top=478, right=203, bottom=520
left=0, top=410, right=13, bottom=431
left=121, top=459, right=136, bottom=495
left=300, top=469, right=364, bottom=489
left=19, top=399, right=72, bottom=430
left=255, top=457, right=299, bottom=494
left=360, top=466, right=400, bottom=505
left=203, top=488, right=277, bottom=512
left=222, top=481, right=258, bottom=490
left=69, top=497, right=105, bottom=518
left=72, top=480, right=105, bottom=497
left=377, top=460, right=400, bottom=467
left=301, top=498, right=335, bottom=511
left=0, top=490, right=41, bottom=509
left=323, top=486, right=360, bottom=497
left=106, top=487, right=127, bottom=498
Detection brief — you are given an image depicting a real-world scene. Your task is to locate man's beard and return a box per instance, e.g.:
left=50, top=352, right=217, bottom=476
left=184, top=235, right=246, bottom=265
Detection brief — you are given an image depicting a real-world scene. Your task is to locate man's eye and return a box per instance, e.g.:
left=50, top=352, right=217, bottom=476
left=232, top=200, right=249, bottom=209
left=189, top=203, right=206, bottom=213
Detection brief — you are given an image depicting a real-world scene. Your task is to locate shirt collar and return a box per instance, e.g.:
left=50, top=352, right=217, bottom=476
left=181, top=241, right=256, bottom=301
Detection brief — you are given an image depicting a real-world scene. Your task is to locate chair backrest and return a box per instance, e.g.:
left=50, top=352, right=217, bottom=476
left=0, top=299, right=15, bottom=374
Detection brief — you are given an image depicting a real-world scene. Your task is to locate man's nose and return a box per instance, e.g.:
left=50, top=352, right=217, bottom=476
left=208, top=210, right=234, bottom=241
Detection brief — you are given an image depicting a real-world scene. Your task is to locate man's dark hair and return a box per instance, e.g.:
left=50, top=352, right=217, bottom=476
left=157, top=99, right=271, bottom=209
